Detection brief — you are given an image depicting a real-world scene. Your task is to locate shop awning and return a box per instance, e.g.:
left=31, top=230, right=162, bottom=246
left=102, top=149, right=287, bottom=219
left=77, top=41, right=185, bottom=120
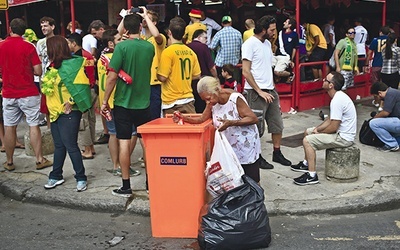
left=8, top=0, right=45, bottom=7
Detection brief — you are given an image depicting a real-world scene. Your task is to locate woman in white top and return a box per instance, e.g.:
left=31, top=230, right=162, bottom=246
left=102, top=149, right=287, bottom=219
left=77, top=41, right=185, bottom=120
left=173, top=76, right=261, bottom=183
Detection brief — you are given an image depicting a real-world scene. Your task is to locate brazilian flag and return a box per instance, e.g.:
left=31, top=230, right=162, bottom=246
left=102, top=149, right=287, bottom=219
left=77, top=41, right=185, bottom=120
left=58, top=56, right=92, bottom=112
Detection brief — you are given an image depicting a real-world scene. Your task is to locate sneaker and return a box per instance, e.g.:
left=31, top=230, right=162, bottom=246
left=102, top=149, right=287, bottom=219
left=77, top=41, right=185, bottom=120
left=272, top=151, right=292, bottom=166
left=288, top=72, right=295, bottom=83
left=3, top=162, right=15, bottom=171
left=94, top=133, right=110, bottom=144
left=259, top=155, right=274, bottom=169
left=378, top=107, right=383, bottom=112
left=107, top=168, right=120, bottom=176
left=44, top=179, right=65, bottom=189
left=291, top=161, right=309, bottom=172
left=76, top=180, right=87, bottom=192
left=372, top=100, right=380, bottom=107
left=115, top=167, right=141, bottom=177
left=377, top=145, right=400, bottom=152
left=39, top=119, right=47, bottom=126
left=293, top=172, right=319, bottom=185
left=36, top=158, right=53, bottom=170
left=112, top=187, right=133, bottom=198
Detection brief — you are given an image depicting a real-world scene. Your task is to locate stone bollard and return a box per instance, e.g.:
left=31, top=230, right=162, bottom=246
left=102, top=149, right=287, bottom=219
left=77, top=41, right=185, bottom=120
left=24, top=129, right=54, bottom=156
left=325, top=146, right=360, bottom=183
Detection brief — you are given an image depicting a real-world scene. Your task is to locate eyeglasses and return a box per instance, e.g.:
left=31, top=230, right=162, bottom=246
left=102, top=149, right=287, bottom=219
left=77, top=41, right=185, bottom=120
left=347, top=32, right=356, bottom=34
left=323, top=78, right=334, bottom=84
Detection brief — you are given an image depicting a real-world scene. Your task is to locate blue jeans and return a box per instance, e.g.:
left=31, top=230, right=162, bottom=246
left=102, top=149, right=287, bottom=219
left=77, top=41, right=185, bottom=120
left=370, top=117, right=400, bottom=148
left=49, top=111, right=87, bottom=181
left=150, top=85, right=161, bottom=120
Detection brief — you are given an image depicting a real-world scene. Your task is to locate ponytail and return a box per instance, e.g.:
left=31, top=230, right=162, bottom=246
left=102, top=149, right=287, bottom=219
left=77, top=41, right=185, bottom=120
left=385, top=33, right=396, bottom=60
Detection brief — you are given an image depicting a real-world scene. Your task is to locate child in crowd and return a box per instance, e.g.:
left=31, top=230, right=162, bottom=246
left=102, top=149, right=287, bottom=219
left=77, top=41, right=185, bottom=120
left=221, top=64, right=242, bottom=92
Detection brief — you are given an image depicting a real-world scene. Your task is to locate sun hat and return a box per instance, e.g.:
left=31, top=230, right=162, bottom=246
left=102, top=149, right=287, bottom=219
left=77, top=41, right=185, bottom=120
left=189, top=9, right=202, bottom=19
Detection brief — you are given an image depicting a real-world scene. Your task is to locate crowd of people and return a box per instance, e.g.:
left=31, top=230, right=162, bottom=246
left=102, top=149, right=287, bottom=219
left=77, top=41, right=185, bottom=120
left=0, top=7, right=399, bottom=196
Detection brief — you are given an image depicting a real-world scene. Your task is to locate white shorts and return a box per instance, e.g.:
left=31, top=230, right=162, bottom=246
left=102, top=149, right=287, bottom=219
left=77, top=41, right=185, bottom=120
left=3, top=95, right=41, bottom=126
left=272, top=55, right=291, bottom=72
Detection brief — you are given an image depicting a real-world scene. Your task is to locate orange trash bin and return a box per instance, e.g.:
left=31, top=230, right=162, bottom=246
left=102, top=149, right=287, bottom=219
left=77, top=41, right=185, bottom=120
left=137, top=117, right=215, bottom=238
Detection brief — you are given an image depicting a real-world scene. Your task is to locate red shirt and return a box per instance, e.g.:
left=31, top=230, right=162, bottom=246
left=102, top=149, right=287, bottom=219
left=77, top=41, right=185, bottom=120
left=82, top=49, right=96, bottom=87
left=0, top=36, right=41, bottom=98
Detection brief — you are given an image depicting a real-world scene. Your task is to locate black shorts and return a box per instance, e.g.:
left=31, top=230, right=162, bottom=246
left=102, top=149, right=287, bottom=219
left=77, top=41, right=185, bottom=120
left=113, top=105, right=151, bottom=140
left=309, top=47, right=327, bottom=69
left=241, top=157, right=261, bottom=183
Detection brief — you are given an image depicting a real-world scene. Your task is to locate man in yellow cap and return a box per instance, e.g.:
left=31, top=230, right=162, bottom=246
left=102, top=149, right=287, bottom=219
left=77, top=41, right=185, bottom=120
left=183, top=9, right=206, bottom=44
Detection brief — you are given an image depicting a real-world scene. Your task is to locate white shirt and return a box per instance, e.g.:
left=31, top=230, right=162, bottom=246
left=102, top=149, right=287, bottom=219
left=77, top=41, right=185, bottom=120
left=354, top=25, right=368, bottom=55
left=201, top=17, right=221, bottom=47
left=212, top=93, right=261, bottom=164
left=242, top=36, right=274, bottom=90
left=36, top=37, right=49, bottom=80
left=82, top=34, right=97, bottom=55
left=330, top=91, right=357, bottom=142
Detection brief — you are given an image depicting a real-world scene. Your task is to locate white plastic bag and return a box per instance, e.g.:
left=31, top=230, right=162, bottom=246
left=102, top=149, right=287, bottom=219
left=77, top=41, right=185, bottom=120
left=205, top=131, right=245, bottom=198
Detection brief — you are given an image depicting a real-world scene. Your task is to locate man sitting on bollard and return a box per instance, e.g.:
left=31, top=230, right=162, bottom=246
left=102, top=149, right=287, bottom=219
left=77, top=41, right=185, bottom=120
left=291, top=71, right=357, bottom=185
left=369, top=81, right=400, bottom=152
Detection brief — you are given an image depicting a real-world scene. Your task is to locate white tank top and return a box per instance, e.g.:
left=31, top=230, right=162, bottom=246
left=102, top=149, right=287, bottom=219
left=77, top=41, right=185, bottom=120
left=212, top=93, right=261, bottom=164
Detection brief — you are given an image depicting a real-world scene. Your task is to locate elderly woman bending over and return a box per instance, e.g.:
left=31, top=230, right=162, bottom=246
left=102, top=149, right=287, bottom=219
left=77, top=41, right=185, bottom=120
left=174, top=76, right=261, bottom=183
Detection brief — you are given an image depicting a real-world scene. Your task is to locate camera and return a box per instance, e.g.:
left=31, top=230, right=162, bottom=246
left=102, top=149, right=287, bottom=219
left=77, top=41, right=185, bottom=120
left=130, top=7, right=143, bottom=14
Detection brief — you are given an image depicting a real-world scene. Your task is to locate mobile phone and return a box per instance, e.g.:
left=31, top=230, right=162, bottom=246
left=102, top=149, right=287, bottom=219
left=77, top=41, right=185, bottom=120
left=130, top=7, right=143, bottom=13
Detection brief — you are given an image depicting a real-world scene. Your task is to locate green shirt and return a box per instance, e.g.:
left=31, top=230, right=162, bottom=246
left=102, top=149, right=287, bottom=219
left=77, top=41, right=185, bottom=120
left=109, top=38, right=155, bottom=109
left=336, top=38, right=358, bottom=70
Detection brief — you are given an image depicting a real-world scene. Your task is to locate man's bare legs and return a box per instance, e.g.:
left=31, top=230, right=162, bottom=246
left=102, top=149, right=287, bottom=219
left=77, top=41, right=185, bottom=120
left=4, top=126, right=17, bottom=164
left=29, top=125, right=46, bottom=163
left=303, top=137, right=316, bottom=172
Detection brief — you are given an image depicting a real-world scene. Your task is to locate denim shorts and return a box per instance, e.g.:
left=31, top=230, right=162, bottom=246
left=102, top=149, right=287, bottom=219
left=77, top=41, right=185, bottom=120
left=105, top=109, right=137, bottom=136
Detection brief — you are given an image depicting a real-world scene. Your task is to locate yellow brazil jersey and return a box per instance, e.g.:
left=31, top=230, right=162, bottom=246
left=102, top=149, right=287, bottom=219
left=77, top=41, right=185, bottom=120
left=243, top=28, right=254, bottom=42
left=140, top=34, right=167, bottom=85
left=157, top=43, right=201, bottom=105
left=184, top=23, right=207, bottom=44
left=306, top=24, right=328, bottom=51
left=97, top=52, right=116, bottom=109
left=45, top=74, right=72, bottom=122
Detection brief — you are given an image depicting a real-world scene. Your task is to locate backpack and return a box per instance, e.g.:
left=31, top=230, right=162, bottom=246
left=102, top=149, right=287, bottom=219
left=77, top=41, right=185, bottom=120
left=328, top=47, right=345, bottom=70
left=359, top=119, right=384, bottom=147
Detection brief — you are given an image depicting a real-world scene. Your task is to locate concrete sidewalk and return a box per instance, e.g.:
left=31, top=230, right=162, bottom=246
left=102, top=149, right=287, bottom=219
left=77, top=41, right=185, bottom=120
left=0, top=97, right=399, bottom=216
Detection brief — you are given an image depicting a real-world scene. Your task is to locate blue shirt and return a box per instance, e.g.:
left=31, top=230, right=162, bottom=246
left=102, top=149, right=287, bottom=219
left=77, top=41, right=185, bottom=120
left=369, top=35, right=387, bottom=67
left=210, top=26, right=242, bottom=67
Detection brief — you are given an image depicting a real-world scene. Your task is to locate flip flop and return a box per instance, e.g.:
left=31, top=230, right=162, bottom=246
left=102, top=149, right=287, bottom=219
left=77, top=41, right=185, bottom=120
left=0, top=148, right=5, bottom=153
left=82, top=155, right=94, bottom=160
left=15, top=145, right=25, bottom=149
left=81, top=150, right=96, bottom=155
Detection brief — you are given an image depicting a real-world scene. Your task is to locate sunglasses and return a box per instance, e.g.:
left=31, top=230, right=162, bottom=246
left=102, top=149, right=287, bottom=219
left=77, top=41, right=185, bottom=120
left=323, top=78, right=334, bottom=84
left=347, top=32, right=356, bottom=34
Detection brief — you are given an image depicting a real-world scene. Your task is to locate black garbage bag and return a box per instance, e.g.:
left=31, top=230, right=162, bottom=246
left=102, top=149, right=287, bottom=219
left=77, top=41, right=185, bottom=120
left=198, top=175, right=271, bottom=250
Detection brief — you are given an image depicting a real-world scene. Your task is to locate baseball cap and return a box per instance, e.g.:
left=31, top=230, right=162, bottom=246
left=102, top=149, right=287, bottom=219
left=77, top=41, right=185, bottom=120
left=222, top=16, right=232, bottom=24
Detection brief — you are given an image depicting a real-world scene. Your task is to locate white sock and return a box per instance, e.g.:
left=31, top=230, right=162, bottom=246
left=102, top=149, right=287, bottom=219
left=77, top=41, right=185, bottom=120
left=308, top=171, right=316, bottom=177
left=302, top=160, right=308, bottom=166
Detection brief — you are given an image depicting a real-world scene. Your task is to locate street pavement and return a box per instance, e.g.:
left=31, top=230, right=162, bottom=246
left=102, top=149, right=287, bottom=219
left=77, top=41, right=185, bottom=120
left=0, top=96, right=399, bottom=217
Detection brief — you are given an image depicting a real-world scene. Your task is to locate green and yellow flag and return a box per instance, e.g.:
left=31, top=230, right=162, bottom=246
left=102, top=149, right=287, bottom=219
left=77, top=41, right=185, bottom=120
left=57, top=56, right=92, bottom=113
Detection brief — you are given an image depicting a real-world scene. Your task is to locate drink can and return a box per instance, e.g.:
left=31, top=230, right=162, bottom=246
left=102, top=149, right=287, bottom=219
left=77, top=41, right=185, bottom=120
left=103, top=109, right=112, bottom=121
